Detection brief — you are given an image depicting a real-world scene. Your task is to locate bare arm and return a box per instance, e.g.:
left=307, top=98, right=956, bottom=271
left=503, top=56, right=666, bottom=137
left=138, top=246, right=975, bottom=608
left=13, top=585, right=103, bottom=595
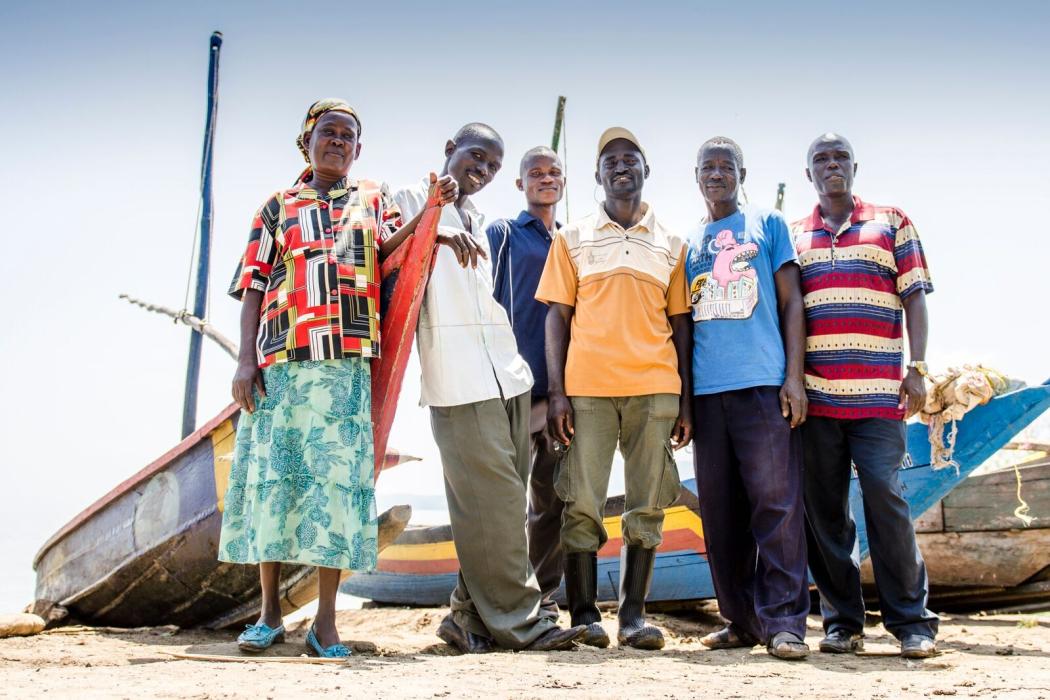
left=899, top=290, right=929, bottom=418
left=670, top=313, right=693, bottom=449
left=231, top=289, right=265, bottom=413
left=545, top=302, right=575, bottom=445
left=774, top=262, right=808, bottom=427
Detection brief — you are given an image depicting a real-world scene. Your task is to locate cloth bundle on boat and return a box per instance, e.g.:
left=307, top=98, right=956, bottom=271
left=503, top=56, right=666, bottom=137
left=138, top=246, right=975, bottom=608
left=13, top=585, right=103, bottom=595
left=920, top=365, right=1015, bottom=470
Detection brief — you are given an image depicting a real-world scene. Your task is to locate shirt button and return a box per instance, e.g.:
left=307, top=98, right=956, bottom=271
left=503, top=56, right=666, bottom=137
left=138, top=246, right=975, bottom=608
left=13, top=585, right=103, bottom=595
left=325, top=227, right=332, bottom=233
left=330, top=289, right=339, bottom=296
left=320, top=202, right=328, bottom=210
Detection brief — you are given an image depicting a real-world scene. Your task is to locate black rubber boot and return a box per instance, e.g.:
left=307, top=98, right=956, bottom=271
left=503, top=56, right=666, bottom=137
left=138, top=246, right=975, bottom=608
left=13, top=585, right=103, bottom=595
left=616, top=545, right=664, bottom=650
left=564, top=551, right=610, bottom=648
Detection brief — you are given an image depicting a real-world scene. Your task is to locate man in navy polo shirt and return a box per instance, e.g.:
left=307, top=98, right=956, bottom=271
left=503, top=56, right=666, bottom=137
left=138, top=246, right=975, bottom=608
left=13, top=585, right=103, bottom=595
left=486, top=146, right=567, bottom=616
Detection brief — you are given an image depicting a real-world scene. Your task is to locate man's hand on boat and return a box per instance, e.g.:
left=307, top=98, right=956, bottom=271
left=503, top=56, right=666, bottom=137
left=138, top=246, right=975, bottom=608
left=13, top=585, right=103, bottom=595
left=424, top=171, right=458, bottom=209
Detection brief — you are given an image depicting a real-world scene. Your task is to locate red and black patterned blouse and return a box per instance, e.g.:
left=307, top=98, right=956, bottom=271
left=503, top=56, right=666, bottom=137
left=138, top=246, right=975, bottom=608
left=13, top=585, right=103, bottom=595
left=229, top=177, right=402, bottom=368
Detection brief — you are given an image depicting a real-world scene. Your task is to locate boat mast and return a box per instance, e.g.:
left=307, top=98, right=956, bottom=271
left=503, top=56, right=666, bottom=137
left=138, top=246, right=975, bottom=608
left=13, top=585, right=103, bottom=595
left=181, top=31, right=223, bottom=438
left=550, top=95, right=567, bottom=222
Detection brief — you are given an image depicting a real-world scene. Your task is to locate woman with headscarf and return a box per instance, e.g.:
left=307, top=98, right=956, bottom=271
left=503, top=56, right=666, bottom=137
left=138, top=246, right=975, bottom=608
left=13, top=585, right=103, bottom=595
left=218, top=99, right=457, bottom=658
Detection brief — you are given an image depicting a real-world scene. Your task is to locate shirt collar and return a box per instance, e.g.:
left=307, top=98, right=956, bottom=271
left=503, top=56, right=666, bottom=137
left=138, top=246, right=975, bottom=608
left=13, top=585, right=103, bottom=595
left=595, top=201, right=654, bottom=233
left=514, top=209, right=560, bottom=233
left=805, top=195, right=875, bottom=232
left=295, top=176, right=352, bottom=201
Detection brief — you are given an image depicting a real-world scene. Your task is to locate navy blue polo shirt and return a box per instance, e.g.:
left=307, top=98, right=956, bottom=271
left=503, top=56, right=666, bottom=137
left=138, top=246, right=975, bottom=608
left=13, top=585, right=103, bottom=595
left=485, top=210, right=558, bottom=397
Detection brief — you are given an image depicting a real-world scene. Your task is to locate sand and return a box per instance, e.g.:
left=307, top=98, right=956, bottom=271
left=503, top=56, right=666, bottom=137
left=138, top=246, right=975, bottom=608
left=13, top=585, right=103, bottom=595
left=1, top=605, right=1048, bottom=699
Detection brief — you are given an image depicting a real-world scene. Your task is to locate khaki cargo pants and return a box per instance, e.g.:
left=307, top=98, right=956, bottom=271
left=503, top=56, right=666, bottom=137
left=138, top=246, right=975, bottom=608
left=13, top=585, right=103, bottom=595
left=556, top=393, right=682, bottom=553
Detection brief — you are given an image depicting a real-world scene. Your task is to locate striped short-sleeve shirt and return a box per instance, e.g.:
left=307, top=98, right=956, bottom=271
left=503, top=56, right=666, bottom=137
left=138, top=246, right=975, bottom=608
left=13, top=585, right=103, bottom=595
left=791, top=196, right=933, bottom=420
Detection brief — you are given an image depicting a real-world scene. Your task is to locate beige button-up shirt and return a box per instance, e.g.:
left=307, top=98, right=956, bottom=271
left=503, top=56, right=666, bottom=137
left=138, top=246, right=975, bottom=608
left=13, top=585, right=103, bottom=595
left=394, top=179, right=533, bottom=407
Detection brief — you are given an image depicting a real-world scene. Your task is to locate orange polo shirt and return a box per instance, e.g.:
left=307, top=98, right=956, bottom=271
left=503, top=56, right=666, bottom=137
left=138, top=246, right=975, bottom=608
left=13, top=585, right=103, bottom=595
left=536, top=203, right=689, bottom=397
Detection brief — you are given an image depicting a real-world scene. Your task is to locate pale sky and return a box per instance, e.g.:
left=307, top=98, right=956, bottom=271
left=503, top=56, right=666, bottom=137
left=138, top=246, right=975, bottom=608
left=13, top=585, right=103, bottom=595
left=2, top=0, right=1048, bottom=613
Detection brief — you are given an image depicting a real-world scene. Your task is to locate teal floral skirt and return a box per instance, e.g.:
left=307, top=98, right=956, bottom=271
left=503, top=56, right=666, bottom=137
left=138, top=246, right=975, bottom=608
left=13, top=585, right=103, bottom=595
left=218, top=358, right=378, bottom=571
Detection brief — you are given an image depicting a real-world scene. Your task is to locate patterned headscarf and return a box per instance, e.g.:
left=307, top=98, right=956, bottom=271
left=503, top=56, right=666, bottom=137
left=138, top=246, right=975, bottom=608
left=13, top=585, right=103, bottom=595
left=296, top=98, right=362, bottom=163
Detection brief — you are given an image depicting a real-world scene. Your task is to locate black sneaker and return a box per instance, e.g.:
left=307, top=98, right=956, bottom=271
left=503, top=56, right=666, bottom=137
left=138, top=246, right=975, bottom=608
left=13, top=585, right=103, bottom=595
left=900, top=634, right=937, bottom=659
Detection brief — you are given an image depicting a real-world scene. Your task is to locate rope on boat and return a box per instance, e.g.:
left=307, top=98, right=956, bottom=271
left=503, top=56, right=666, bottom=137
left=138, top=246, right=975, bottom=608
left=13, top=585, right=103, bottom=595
left=119, top=294, right=239, bottom=360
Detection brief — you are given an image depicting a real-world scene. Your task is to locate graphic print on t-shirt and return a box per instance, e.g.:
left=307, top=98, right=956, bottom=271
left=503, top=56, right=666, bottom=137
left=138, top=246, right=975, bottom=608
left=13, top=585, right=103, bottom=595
left=689, top=228, right=759, bottom=321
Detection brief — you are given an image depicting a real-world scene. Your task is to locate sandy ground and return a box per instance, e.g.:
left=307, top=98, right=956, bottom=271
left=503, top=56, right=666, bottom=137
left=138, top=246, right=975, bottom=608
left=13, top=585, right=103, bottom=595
left=1, top=605, right=1048, bottom=699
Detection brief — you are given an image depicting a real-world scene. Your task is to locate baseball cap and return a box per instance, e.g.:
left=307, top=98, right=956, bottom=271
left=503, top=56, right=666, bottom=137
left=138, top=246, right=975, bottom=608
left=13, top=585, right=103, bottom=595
left=597, top=127, right=646, bottom=163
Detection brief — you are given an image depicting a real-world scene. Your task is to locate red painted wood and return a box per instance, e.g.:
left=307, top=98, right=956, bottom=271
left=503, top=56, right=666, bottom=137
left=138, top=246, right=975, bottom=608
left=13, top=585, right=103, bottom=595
left=371, top=203, right=441, bottom=479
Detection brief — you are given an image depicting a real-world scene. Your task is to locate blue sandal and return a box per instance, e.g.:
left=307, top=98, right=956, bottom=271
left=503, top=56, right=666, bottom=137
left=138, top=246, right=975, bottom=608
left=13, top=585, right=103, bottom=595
left=306, top=625, right=352, bottom=658
left=237, top=622, right=286, bottom=653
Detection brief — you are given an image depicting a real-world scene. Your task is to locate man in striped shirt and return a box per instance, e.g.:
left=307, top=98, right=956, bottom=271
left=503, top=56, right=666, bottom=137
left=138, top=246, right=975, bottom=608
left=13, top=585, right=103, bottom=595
left=792, top=132, right=939, bottom=659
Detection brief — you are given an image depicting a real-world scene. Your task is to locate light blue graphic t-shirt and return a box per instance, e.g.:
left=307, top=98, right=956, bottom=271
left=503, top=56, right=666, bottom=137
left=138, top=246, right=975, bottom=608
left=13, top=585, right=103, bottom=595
left=686, top=206, right=798, bottom=395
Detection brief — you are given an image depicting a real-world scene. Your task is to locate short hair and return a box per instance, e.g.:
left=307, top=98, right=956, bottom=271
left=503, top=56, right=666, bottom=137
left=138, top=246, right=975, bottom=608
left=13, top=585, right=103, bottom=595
left=452, top=122, right=504, bottom=149
left=519, top=146, right=561, bottom=177
left=697, top=136, right=744, bottom=170
left=807, top=132, right=854, bottom=165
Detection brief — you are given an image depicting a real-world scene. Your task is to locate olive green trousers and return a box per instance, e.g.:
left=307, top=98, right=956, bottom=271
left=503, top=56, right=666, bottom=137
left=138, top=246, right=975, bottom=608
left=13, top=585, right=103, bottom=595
left=430, top=391, right=557, bottom=649
left=556, top=394, right=682, bottom=553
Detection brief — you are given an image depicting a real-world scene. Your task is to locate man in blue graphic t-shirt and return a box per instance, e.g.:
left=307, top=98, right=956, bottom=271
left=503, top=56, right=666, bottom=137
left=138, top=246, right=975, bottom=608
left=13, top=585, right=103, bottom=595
left=686, top=136, right=811, bottom=661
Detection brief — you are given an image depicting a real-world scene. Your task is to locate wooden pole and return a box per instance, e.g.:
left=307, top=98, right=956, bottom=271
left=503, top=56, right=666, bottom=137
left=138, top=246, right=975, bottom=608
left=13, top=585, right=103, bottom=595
left=181, top=31, right=223, bottom=438
left=551, top=95, right=566, bottom=152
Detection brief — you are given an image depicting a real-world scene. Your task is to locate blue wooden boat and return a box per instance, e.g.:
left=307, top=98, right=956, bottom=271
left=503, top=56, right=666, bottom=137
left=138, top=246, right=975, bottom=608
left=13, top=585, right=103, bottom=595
left=342, top=379, right=1050, bottom=606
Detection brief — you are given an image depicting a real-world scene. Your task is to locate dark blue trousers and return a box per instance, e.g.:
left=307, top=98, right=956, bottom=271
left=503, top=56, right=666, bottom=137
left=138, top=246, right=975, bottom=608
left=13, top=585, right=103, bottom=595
left=692, top=387, right=810, bottom=642
left=802, top=416, right=938, bottom=640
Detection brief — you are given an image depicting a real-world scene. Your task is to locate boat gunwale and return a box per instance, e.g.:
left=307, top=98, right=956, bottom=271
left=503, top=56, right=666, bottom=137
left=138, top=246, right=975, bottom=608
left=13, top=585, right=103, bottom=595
left=32, top=402, right=240, bottom=570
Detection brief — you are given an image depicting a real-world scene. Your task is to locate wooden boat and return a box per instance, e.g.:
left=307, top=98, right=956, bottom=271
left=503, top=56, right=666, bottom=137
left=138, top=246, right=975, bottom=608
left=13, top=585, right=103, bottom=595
left=864, top=454, right=1050, bottom=611
left=342, top=379, right=1050, bottom=606
left=32, top=403, right=416, bottom=629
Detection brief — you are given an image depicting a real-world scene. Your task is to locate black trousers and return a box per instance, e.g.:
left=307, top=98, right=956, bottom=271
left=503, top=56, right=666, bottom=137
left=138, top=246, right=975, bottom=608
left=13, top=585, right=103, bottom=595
left=692, top=387, right=810, bottom=642
left=527, top=411, right=564, bottom=610
left=802, top=416, right=938, bottom=639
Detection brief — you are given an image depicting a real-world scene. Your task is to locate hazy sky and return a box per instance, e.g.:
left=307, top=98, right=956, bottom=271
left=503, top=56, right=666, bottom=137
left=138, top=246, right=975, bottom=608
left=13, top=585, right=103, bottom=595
left=2, top=0, right=1048, bottom=612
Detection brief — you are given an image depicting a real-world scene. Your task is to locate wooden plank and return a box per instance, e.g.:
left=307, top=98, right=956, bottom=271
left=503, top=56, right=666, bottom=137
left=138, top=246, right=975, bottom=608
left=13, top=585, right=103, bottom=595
left=164, top=651, right=349, bottom=665
left=371, top=200, right=441, bottom=477
left=914, top=501, right=945, bottom=533
left=942, top=463, right=1050, bottom=532
left=861, top=529, right=1049, bottom=588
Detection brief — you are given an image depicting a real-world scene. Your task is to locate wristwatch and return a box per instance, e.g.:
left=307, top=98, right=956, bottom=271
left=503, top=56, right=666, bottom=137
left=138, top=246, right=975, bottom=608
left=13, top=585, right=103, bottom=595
left=907, top=361, right=929, bottom=377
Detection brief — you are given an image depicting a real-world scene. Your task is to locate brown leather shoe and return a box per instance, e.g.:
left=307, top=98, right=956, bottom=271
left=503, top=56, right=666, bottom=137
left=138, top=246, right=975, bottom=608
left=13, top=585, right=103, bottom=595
left=436, top=614, right=496, bottom=654
left=767, top=631, right=810, bottom=660
left=579, top=622, right=611, bottom=648
left=701, top=625, right=760, bottom=650
left=819, top=629, right=864, bottom=654
left=526, top=625, right=586, bottom=651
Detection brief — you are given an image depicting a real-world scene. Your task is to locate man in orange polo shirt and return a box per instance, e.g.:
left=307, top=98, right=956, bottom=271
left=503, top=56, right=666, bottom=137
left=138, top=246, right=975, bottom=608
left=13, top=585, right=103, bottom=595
left=537, top=127, right=692, bottom=650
